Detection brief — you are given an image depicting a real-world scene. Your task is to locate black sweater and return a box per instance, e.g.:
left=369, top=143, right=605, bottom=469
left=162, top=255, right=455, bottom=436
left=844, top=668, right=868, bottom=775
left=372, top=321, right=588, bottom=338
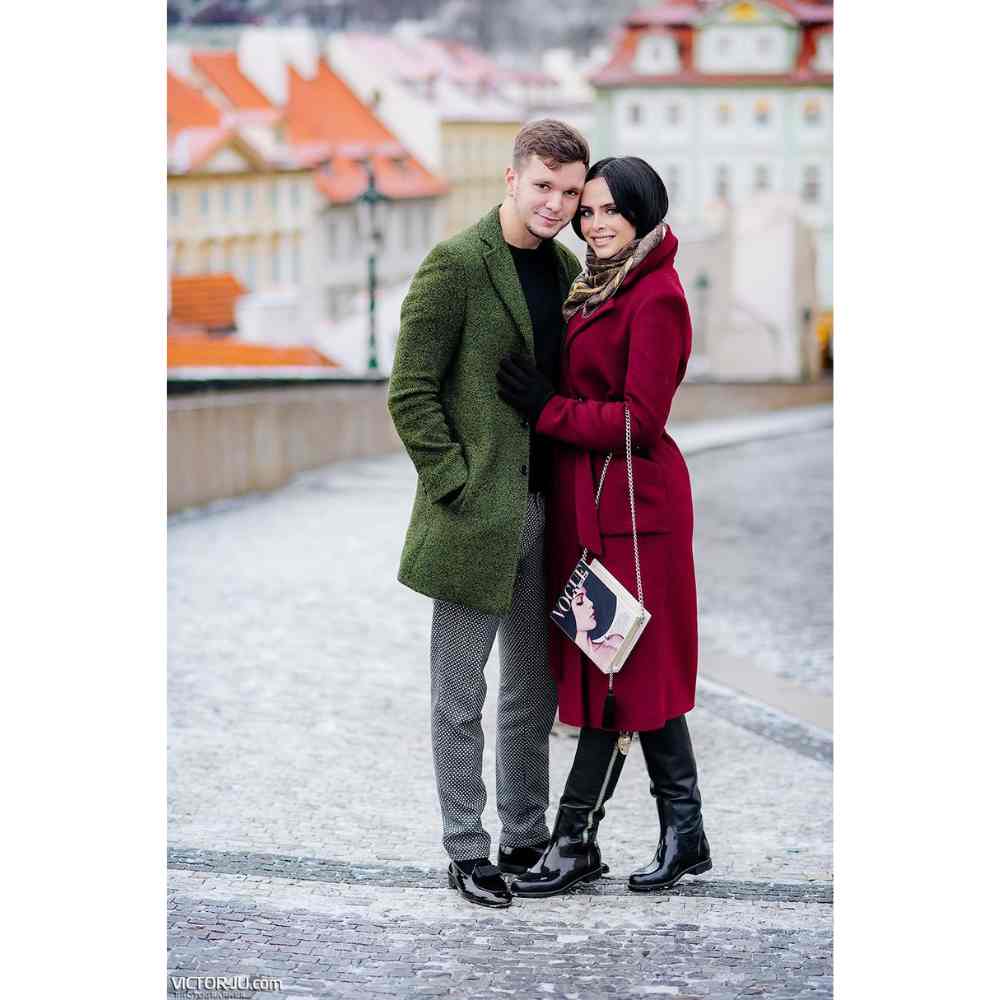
left=507, top=240, right=564, bottom=495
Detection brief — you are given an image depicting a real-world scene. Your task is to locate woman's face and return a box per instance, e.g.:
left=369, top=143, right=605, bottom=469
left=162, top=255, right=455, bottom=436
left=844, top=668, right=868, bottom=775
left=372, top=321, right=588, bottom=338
left=571, top=587, right=597, bottom=632
left=578, top=176, right=637, bottom=260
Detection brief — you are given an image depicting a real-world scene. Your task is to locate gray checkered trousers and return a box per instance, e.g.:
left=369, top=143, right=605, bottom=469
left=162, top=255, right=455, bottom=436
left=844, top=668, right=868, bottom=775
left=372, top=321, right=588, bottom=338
left=429, top=492, right=558, bottom=861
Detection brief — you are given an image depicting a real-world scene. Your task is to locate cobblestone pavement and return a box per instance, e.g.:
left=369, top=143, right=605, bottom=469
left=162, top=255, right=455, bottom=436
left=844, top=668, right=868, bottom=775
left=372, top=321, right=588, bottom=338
left=689, top=429, right=832, bottom=698
left=168, top=418, right=832, bottom=999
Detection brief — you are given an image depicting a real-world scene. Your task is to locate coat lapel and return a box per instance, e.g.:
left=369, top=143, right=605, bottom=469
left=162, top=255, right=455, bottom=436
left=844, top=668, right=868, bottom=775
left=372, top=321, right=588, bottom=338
left=564, top=296, right=619, bottom=352
left=554, top=245, right=577, bottom=300
left=479, top=208, right=534, bottom=353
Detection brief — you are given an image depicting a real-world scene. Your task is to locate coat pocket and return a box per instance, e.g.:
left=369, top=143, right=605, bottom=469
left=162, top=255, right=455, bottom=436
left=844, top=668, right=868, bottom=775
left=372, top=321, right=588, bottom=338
left=596, top=456, right=672, bottom=535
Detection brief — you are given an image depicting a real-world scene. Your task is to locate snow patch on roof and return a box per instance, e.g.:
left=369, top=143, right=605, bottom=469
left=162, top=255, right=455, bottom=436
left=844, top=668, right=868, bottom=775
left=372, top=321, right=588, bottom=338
left=237, top=27, right=319, bottom=107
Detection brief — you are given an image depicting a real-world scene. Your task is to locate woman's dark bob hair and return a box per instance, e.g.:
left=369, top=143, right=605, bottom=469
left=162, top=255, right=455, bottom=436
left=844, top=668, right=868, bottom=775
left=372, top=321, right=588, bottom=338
left=571, top=156, right=669, bottom=242
left=583, top=571, right=618, bottom=641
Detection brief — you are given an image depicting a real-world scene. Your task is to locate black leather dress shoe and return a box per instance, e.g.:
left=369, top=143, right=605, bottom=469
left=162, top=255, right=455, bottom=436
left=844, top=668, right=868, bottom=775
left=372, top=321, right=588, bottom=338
left=498, top=841, right=548, bottom=875
left=447, top=861, right=512, bottom=908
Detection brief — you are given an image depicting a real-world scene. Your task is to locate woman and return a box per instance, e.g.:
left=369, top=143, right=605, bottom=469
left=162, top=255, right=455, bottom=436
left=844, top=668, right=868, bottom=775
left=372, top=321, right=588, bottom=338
left=569, top=583, right=624, bottom=672
left=496, top=156, right=711, bottom=897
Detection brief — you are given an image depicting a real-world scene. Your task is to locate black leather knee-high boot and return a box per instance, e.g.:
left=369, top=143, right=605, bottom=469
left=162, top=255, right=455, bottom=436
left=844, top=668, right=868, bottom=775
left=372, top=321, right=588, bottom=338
left=510, top=727, right=630, bottom=898
left=628, top=714, right=712, bottom=892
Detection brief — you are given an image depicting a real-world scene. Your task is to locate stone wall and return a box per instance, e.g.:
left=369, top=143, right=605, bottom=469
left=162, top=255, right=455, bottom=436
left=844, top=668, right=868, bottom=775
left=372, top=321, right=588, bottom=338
left=168, top=382, right=401, bottom=513
left=670, top=378, right=833, bottom=423
left=167, top=378, right=832, bottom=514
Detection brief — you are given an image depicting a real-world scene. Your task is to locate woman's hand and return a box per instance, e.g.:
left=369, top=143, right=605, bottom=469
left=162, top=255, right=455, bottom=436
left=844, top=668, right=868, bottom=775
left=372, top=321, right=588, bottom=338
left=496, top=353, right=555, bottom=427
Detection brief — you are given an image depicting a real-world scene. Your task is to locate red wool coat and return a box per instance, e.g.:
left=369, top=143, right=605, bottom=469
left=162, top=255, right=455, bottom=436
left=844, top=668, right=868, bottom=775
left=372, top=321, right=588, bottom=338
left=536, top=228, right=698, bottom=732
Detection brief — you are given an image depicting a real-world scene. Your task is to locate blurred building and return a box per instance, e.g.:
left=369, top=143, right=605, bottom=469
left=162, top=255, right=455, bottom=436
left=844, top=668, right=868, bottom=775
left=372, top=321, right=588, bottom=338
left=167, top=30, right=448, bottom=371
left=588, top=0, right=832, bottom=380
left=167, top=60, right=316, bottom=295
left=326, top=31, right=533, bottom=237
left=529, top=47, right=602, bottom=138
left=166, top=272, right=341, bottom=372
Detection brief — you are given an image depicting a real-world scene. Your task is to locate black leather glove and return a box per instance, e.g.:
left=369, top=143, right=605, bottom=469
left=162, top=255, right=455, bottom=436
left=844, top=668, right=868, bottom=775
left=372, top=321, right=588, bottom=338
left=496, top=353, right=555, bottom=427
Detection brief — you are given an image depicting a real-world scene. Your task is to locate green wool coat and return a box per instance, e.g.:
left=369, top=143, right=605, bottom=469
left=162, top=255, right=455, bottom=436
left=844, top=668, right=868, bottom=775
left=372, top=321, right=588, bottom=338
left=388, top=206, right=582, bottom=615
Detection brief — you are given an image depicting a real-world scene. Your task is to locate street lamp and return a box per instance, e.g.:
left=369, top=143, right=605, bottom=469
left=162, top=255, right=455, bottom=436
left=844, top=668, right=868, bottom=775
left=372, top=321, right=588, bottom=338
left=354, top=157, right=389, bottom=374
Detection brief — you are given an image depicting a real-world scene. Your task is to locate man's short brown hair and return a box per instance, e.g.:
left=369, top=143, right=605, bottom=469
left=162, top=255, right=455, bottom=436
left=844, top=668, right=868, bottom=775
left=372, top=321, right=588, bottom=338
left=512, top=119, right=590, bottom=171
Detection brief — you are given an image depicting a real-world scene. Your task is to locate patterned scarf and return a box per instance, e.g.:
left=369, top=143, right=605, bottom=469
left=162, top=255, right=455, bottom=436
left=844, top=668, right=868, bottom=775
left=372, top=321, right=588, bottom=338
left=562, top=222, right=668, bottom=323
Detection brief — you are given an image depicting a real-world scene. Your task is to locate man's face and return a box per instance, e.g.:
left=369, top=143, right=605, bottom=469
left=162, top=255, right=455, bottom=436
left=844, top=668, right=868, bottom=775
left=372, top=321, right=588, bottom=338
left=504, top=154, right=587, bottom=242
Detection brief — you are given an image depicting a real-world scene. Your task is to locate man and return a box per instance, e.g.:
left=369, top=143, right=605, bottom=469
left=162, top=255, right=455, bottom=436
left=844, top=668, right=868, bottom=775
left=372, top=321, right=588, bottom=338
left=387, top=120, right=589, bottom=908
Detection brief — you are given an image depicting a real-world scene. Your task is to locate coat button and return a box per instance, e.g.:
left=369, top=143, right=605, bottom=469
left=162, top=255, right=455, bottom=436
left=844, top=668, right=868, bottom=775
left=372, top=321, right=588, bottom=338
left=520, top=418, right=528, bottom=430
left=520, top=464, right=528, bottom=476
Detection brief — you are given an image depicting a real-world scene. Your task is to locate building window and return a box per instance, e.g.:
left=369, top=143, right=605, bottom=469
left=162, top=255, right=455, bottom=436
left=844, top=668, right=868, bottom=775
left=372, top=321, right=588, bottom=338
left=754, top=99, right=771, bottom=126
left=814, top=34, right=833, bottom=73
left=290, top=180, right=301, bottom=212
left=327, top=218, right=339, bottom=259
left=715, top=165, right=730, bottom=200
left=757, top=34, right=773, bottom=55
left=291, top=241, right=301, bottom=283
left=246, top=247, right=256, bottom=290
left=169, top=190, right=180, bottom=220
left=200, top=189, right=210, bottom=216
left=272, top=243, right=281, bottom=283
left=665, top=165, right=680, bottom=205
left=628, top=103, right=642, bottom=126
left=423, top=205, right=433, bottom=245
left=222, top=186, right=232, bottom=216
left=666, top=103, right=682, bottom=126
left=244, top=184, right=253, bottom=215
left=804, top=98, right=823, bottom=125
left=802, top=166, right=821, bottom=204
left=753, top=164, right=771, bottom=192
left=326, top=287, right=346, bottom=318
left=224, top=243, right=235, bottom=275
left=716, top=103, right=732, bottom=126
left=717, top=35, right=731, bottom=55
left=270, top=182, right=279, bottom=212
left=403, top=207, right=414, bottom=250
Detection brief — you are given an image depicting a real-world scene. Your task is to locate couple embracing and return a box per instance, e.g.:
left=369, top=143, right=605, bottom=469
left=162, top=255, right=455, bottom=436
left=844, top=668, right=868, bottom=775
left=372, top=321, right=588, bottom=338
left=387, top=119, right=711, bottom=908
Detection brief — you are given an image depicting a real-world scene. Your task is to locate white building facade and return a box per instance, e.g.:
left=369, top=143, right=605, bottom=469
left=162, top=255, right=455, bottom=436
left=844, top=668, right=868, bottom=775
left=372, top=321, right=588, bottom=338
left=590, top=0, right=832, bottom=379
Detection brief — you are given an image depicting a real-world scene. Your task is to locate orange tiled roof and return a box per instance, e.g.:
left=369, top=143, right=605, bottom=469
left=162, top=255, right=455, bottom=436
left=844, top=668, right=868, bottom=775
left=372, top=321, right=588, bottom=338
left=591, top=1, right=833, bottom=86
left=167, top=53, right=447, bottom=199
left=170, top=274, right=247, bottom=330
left=626, top=1, right=832, bottom=27
left=286, top=59, right=395, bottom=146
left=167, top=71, right=222, bottom=137
left=167, top=318, right=206, bottom=337
left=312, top=151, right=449, bottom=204
left=286, top=60, right=448, bottom=203
left=191, top=51, right=274, bottom=111
left=167, top=335, right=339, bottom=369
left=590, top=25, right=832, bottom=86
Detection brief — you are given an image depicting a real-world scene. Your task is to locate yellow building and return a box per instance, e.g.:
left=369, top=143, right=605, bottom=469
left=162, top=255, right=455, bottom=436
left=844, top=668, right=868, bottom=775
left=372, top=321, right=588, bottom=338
left=440, top=120, right=521, bottom=236
left=168, top=147, right=315, bottom=293
left=167, top=67, right=316, bottom=293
